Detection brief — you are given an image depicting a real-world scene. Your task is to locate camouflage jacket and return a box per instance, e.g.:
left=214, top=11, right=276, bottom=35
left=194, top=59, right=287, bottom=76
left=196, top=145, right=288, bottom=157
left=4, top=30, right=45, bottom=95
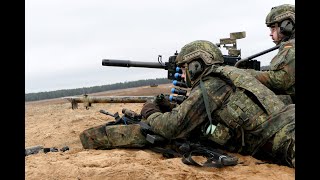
left=246, top=39, right=295, bottom=101
left=145, top=66, right=293, bottom=155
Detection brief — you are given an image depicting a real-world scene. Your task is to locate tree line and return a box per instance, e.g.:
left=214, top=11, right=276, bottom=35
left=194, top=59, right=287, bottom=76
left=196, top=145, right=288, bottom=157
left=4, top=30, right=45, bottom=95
left=26, top=65, right=270, bottom=102
left=25, top=78, right=171, bottom=102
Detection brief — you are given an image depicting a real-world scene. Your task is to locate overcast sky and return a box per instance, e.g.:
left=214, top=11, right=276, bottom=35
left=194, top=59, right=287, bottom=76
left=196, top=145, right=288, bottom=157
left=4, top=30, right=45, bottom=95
left=25, top=0, right=295, bottom=93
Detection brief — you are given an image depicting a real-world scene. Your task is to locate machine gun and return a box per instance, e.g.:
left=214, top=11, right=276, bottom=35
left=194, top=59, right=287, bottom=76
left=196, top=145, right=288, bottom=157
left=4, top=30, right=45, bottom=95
left=102, top=31, right=261, bottom=81
left=102, top=51, right=178, bottom=80
left=69, top=32, right=276, bottom=110
left=216, top=31, right=260, bottom=70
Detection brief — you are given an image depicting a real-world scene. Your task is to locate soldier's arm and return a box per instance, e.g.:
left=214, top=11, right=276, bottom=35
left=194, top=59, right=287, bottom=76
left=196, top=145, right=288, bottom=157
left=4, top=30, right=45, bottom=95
left=145, top=77, right=232, bottom=139
left=245, top=46, right=295, bottom=91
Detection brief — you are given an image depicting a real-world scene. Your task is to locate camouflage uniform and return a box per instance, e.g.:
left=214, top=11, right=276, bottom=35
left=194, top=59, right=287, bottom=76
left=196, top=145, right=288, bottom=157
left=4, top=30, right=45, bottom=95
left=246, top=4, right=295, bottom=102
left=80, top=123, right=148, bottom=150
left=79, top=40, right=295, bottom=168
left=246, top=38, right=295, bottom=102
left=145, top=66, right=295, bottom=167
left=143, top=40, right=295, bottom=168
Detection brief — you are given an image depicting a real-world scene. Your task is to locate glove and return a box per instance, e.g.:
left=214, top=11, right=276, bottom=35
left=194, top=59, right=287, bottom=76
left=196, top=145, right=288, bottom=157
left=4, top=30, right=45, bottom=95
left=122, top=108, right=141, bottom=120
left=140, top=102, right=161, bottom=119
left=154, top=94, right=176, bottom=113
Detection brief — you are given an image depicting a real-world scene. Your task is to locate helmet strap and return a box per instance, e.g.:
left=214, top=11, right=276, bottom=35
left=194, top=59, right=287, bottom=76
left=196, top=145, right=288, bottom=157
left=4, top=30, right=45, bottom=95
left=185, top=66, right=192, bottom=88
left=272, top=24, right=286, bottom=45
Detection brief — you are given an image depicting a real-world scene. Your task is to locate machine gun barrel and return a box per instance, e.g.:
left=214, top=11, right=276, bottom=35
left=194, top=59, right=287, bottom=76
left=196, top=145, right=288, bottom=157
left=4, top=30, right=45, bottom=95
left=102, top=59, right=166, bottom=69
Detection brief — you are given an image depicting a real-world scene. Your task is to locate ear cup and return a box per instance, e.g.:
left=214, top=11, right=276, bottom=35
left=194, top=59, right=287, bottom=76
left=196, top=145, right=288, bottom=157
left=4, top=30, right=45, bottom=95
left=188, top=60, right=203, bottom=80
left=280, top=20, right=294, bottom=36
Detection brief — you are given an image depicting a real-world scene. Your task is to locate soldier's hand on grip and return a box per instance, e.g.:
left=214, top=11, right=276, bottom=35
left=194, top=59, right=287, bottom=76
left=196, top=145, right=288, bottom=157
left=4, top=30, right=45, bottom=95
left=141, top=102, right=161, bottom=119
left=155, top=94, right=176, bottom=112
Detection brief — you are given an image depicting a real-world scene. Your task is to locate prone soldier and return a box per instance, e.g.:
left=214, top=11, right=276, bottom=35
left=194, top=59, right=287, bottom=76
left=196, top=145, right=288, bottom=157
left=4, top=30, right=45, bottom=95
left=80, top=40, right=295, bottom=168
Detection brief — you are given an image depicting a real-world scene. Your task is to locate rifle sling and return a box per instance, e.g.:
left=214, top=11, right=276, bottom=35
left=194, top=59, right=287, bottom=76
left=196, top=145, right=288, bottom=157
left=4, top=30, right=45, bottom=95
left=181, top=147, right=238, bottom=168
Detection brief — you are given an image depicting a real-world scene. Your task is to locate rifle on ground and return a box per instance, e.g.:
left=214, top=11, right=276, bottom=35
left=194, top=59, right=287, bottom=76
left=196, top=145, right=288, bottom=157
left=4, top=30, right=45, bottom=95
left=64, top=89, right=188, bottom=110
left=101, top=108, right=238, bottom=168
left=63, top=94, right=156, bottom=109
left=25, top=145, right=69, bottom=156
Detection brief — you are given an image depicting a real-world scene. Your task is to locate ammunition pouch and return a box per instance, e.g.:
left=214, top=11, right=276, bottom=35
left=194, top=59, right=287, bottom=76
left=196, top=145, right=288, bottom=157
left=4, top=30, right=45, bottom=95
left=217, top=89, right=267, bottom=131
left=206, top=123, right=231, bottom=146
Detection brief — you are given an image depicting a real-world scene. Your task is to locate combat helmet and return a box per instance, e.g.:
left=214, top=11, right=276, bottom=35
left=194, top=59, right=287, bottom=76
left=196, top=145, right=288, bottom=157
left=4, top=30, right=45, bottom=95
left=265, top=4, right=295, bottom=27
left=176, top=40, right=224, bottom=66
left=176, top=40, right=224, bottom=86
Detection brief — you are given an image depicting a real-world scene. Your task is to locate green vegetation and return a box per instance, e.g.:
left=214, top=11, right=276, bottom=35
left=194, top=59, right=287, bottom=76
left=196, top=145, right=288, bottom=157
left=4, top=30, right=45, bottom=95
left=25, top=78, right=171, bottom=102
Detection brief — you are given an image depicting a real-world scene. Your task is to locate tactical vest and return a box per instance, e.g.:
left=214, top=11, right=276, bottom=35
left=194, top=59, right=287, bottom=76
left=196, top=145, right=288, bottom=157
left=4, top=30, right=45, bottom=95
left=202, top=65, right=291, bottom=154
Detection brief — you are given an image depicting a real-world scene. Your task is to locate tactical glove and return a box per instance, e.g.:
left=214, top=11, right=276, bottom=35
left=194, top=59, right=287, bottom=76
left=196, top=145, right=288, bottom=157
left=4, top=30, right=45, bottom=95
left=154, top=94, right=176, bottom=113
left=140, top=102, right=161, bottom=119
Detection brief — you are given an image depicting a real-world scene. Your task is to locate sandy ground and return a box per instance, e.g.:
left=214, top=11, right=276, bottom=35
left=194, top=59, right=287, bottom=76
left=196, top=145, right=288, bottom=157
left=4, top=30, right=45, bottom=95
left=25, top=84, right=295, bottom=180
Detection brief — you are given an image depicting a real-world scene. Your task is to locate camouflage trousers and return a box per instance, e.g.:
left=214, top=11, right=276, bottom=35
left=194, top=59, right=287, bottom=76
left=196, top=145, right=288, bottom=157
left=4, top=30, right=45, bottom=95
left=271, top=119, right=295, bottom=167
left=254, top=104, right=295, bottom=168
left=80, top=124, right=148, bottom=149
